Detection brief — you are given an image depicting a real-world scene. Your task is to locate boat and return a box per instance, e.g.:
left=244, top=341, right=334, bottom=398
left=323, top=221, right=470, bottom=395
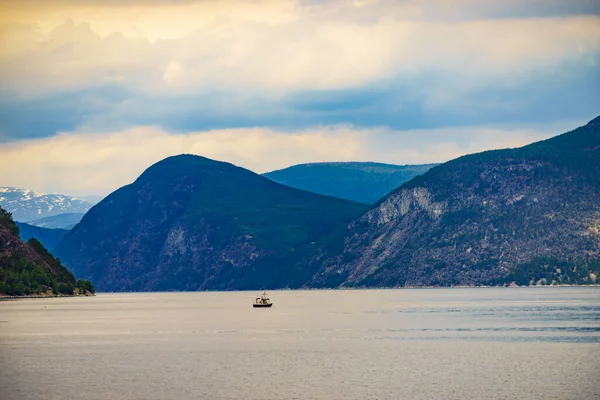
left=253, top=290, right=273, bottom=308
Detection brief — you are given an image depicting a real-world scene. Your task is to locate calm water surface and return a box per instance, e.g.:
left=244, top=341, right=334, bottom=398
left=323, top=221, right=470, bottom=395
left=1, top=287, right=599, bottom=399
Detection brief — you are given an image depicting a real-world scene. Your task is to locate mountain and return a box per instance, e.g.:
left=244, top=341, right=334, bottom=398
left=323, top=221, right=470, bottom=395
left=0, top=187, right=93, bottom=222
left=264, top=162, right=437, bottom=204
left=15, top=222, right=69, bottom=252
left=0, top=206, right=94, bottom=296
left=27, top=213, right=85, bottom=230
left=54, top=155, right=367, bottom=291
left=307, top=117, right=600, bottom=288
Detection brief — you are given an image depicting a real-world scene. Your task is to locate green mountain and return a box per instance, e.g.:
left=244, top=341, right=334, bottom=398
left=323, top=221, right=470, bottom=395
left=0, top=206, right=94, bottom=296
left=54, top=155, right=367, bottom=291
left=15, top=222, right=69, bottom=252
left=263, top=162, right=436, bottom=204
left=307, top=117, right=600, bottom=288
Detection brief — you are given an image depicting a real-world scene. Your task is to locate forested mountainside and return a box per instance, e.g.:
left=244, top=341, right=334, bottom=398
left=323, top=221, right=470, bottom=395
left=53, top=118, right=600, bottom=291
left=264, top=162, right=436, bottom=204
left=306, top=117, right=600, bottom=288
left=0, top=206, right=94, bottom=296
left=55, top=155, right=367, bottom=291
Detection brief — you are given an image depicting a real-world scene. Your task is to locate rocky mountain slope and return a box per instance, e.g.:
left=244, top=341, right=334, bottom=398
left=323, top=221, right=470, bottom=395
left=264, top=162, right=436, bottom=204
left=0, top=206, right=93, bottom=296
left=0, top=187, right=93, bottom=222
left=307, top=117, right=600, bottom=287
left=54, top=155, right=367, bottom=291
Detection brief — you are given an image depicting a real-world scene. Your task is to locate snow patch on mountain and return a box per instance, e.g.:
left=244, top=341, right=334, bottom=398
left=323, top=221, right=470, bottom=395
left=0, top=187, right=94, bottom=222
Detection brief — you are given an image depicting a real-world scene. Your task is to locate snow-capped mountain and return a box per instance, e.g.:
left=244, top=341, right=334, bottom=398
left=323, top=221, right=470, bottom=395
left=0, top=187, right=95, bottom=222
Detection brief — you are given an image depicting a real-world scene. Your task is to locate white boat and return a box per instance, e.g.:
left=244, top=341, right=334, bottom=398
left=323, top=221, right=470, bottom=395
left=253, top=291, right=273, bottom=308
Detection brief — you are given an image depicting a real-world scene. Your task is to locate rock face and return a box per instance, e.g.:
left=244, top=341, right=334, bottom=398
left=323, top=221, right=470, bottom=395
left=54, top=155, right=366, bottom=291
left=264, top=162, right=437, bottom=204
left=308, top=117, right=600, bottom=287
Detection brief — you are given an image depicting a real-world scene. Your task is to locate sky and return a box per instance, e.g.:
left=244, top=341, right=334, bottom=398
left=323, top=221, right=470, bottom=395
left=0, top=0, right=598, bottom=196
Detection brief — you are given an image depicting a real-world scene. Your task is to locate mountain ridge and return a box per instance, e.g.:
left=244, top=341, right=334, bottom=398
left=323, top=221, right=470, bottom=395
left=55, top=154, right=367, bottom=291
left=53, top=118, right=600, bottom=291
left=263, top=162, right=437, bottom=204
left=306, top=117, right=600, bottom=288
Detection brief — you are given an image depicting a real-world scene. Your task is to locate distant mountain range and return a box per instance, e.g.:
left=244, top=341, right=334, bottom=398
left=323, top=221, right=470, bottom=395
left=264, top=162, right=436, bottom=204
left=0, top=188, right=94, bottom=222
left=55, top=155, right=367, bottom=291
left=31, top=117, right=600, bottom=290
left=15, top=222, right=69, bottom=252
left=26, top=213, right=85, bottom=230
left=2, top=162, right=432, bottom=230
left=307, top=116, right=600, bottom=287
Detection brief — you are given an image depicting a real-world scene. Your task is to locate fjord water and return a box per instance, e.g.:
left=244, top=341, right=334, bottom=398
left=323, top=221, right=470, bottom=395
left=1, top=288, right=599, bottom=400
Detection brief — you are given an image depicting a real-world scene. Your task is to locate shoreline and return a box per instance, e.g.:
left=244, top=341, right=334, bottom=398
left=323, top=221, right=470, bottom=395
left=2, top=284, right=598, bottom=299
left=0, top=293, right=95, bottom=301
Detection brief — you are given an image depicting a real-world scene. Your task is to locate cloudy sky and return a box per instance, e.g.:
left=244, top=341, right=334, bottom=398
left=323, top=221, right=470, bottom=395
left=0, top=0, right=598, bottom=196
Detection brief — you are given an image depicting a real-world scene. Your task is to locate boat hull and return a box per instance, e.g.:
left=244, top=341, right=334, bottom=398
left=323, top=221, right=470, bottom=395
left=253, top=303, right=273, bottom=308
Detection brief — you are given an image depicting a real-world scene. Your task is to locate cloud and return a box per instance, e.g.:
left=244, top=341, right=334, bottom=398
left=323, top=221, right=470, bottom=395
left=1, top=2, right=599, bottom=97
left=0, top=0, right=597, bottom=159
left=0, top=122, right=576, bottom=196
left=1, top=0, right=598, bottom=141
left=4, top=1, right=599, bottom=23
left=2, top=60, right=598, bottom=142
